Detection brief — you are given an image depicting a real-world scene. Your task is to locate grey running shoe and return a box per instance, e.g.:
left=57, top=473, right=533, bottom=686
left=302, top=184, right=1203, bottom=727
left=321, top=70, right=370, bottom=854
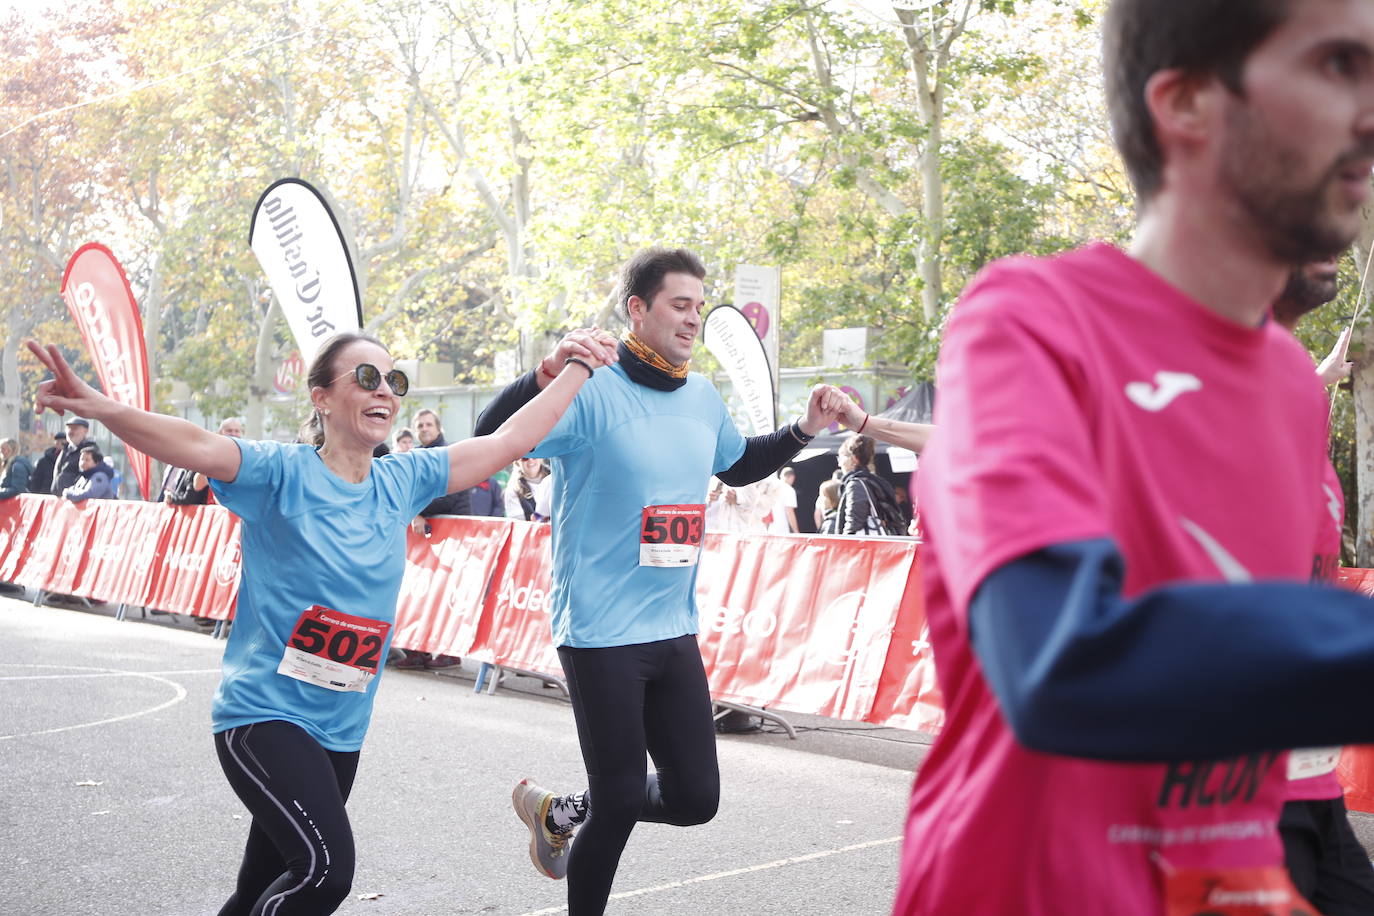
left=512, top=778, right=573, bottom=880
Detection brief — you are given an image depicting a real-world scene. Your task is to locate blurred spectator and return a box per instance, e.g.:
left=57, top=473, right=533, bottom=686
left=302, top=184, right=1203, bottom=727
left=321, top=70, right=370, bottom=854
left=505, top=457, right=549, bottom=521
left=28, top=431, right=63, bottom=494
left=836, top=434, right=902, bottom=536
left=705, top=478, right=766, bottom=533
left=104, top=456, right=122, bottom=499
left=467, top=476, right=505, bottom=517
left=410, top=409, right=471, bottom=526
left=62, top=444, right=114, bottom=502
left=767, top=466, right=799, bottom=533
left=393, top=427, right=415, bottom=453
left=50, top=418, right=90, bottom=494
left=0, top=438, right=33, bottom=499
left=817, top=479, right=842, bottom=534
left=893, top=484, right=914, bottom=530
left=162, top=417, right=242, bottom=505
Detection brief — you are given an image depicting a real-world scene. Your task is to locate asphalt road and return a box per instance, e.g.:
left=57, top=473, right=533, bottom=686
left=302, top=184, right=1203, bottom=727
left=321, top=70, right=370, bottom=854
left=0, top=592, right=931, bottom=916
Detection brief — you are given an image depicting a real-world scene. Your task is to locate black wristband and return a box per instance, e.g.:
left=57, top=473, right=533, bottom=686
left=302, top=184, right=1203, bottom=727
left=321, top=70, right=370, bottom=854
left=564, top=356, right=594, bottom=379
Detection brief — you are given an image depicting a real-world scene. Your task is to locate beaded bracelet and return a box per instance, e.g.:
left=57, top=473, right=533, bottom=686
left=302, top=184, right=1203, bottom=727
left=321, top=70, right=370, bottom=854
left=564, top=356, right=594, bottom=379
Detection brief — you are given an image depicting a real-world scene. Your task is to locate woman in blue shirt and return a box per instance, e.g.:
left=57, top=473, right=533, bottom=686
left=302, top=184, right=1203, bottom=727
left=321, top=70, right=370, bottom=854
left=27, top=330, right=615, bottom=916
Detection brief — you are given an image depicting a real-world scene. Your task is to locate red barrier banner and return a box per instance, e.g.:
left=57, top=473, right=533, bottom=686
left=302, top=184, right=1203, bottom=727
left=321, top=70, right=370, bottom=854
left=0, top=502, right=959, bottom=731
left=1336, top=567, right=1374, bottom=596
left=74, top=500, right=171, bottom=606
left=1334, top=568, right=1374, bottom=812
left=865, top=549, right=944, bottom=733
left=60, top=243, right=153, bottom=500
left=393, top=516, right=510, bottom=657
left=144, top=505, right=241, bottom=619
left=481, top=521, right=560, bottom=675
left=696, top=533, right=914, bottom=721
left=11, top=498, right=93, bottom=592
left=0, top=494, right=47, bottom=581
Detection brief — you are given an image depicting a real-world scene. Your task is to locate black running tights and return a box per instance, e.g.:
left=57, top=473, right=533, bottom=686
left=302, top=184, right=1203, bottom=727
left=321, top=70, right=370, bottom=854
left=214, top=720, right=360, bottom=916
left=558, top=635, right=721, bottom=915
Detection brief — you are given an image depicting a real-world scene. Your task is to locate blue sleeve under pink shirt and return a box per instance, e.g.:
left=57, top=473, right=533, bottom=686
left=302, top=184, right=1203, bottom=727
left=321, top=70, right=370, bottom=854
left=898, top=242, right=1374, bottom=915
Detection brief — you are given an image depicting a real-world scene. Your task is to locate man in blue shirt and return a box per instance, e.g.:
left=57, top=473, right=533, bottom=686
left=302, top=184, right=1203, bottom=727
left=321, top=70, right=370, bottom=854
left=477, top=248, right=841, bottom=914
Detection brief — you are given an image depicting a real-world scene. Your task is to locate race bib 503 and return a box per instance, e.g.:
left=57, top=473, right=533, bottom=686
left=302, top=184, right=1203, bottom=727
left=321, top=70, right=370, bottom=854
left=639, top=504, right=705, bottom=567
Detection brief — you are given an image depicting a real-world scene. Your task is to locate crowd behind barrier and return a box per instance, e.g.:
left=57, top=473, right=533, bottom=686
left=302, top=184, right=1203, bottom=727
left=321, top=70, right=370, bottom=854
left=10, top=492, right=1374, bottom=811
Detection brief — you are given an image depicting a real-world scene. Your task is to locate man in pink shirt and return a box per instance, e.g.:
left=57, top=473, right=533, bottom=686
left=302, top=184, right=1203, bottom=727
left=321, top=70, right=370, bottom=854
left=895, top=1, right=1374, bottom=914
left=1270, top=261, right=1374, bottom=914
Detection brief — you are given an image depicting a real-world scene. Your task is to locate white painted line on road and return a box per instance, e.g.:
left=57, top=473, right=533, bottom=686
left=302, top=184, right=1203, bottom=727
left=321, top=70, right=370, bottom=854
left=0, top=663, right=192, bottom=740
left=0, top=668, right=220, bottom=680
left=515, top=835, right=902, bottom=916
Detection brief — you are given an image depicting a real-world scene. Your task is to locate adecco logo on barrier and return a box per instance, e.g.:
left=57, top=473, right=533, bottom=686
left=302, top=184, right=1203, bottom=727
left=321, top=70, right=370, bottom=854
left=213, top=541, right=240, bottom=587
left=87, top=542, right=126, bottom=565
left=163, top=550, right=207, bottom=574
left=58, top=534, right=85, bottom=575
left=704, top=603, right=778, bottom=639
left=495, top=578, right=549, bottom=615
left=820, top=590, right=868, bottom=667
left=133, top=537, right=158, bottom=575
left=402, top=565, right=432, bottom=602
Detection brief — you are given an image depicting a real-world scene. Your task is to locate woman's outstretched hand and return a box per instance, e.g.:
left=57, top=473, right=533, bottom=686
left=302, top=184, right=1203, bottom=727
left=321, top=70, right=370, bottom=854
left=26, top=341, right=107, bottom=420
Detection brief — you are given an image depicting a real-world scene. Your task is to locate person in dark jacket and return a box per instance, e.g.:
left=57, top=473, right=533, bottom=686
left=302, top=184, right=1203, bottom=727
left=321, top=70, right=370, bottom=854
left=28, top=431, right=62, bottom=494
left=396, top=408, right=468, bottom=670
left=410, top=409, right=471, bottom=522
left=835, top=434, right=898, bottom=535
left=0, top=438, right=33, bottom=499
left=62, top=445, right=114, bottom=502
left=50, top=418, right=91, bottom=495
left=466, top=476, right=505, bottom=517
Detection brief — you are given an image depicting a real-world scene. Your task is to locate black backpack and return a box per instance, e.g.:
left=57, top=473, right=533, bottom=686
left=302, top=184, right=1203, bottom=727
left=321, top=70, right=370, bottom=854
left=864, top=475, right=906, bottom=536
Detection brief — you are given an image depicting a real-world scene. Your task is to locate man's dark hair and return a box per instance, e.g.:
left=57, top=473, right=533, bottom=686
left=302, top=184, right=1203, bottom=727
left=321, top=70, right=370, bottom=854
left=619, top=248, right=706, bottom=319
left=1104, top=0, right=1292, bottom=202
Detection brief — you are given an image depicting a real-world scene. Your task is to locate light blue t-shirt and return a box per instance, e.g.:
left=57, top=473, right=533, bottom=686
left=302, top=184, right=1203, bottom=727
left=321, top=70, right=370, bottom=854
left=532, top=364, right=747, bottom=648
left=209, top=439, right=448, bottom=751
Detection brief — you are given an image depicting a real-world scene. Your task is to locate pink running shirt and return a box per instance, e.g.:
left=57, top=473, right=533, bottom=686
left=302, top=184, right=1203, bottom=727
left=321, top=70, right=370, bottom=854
left=897, top=244, right=1331, bottom=916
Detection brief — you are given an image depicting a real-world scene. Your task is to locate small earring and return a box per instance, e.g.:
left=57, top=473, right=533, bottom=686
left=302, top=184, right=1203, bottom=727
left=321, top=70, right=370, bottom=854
left=322, top=409, right=330, bottom=416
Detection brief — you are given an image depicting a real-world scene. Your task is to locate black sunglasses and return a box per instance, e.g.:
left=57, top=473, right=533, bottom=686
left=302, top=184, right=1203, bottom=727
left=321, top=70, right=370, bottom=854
left=332, top=363, right=409, bottom=397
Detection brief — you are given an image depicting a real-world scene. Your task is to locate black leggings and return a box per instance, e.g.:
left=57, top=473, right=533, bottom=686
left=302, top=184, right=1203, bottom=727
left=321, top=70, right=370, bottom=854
left=214, top=720, right=360, bottom=916
left=558, top=635, right=720, bottom=915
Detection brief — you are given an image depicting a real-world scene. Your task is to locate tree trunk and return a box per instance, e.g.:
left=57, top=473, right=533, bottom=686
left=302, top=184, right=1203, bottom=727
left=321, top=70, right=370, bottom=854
left=0, top=332, right=21, bottom=440
left=246, top=295, right=283, bottom=440
left=1352, top=219, right=1374, bottom=566
left=143, top=250, right=164, bottom=406
left=917, top=113, right=944, bottom=322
